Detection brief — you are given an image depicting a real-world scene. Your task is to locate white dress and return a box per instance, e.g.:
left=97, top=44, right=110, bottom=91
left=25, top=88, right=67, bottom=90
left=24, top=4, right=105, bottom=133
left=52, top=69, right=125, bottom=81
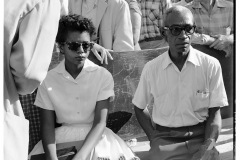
left=29, top=59, right=139, bottom=160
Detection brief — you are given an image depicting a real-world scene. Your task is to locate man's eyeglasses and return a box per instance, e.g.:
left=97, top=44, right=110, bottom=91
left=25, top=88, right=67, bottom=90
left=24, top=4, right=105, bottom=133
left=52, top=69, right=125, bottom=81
left=64, top=41, right=94, bottom=52
left=163, top=25, right=196, bottom=36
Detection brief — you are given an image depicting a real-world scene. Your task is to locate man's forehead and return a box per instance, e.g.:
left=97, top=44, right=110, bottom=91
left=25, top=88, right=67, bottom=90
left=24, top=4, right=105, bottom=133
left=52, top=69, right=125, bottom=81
left=166, top=12, right=194, bottom=26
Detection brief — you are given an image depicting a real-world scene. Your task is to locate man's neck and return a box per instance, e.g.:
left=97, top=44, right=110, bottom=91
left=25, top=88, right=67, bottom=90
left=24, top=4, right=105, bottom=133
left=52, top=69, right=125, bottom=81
left=169, top=51, right=188, bottom=71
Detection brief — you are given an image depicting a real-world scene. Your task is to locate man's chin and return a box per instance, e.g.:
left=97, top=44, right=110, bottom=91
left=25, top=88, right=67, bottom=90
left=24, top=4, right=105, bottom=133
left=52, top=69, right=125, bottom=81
left=177, top=47, right=190, bottom=54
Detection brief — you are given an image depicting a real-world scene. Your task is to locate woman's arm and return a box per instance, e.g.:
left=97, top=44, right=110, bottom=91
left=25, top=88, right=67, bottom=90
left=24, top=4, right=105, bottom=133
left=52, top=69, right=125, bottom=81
left=72, top=98, right=110, bottom=160
left=40, top=108, right=58, bottom=160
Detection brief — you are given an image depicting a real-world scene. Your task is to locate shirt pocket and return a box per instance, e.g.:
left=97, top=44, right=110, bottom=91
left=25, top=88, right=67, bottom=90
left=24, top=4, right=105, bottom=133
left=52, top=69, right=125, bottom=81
left=154, top=93, right=172, bottom=116
left=194, top=91, right=210, bottom=112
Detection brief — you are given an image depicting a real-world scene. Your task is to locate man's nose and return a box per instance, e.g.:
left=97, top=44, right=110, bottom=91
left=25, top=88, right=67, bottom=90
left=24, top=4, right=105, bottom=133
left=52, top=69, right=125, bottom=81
left=179, top=29, right=188, bottom=38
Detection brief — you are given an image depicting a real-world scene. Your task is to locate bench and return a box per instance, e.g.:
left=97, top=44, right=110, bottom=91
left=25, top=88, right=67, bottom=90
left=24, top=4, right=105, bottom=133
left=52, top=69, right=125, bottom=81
left=20, top=46, right=234, bottom=158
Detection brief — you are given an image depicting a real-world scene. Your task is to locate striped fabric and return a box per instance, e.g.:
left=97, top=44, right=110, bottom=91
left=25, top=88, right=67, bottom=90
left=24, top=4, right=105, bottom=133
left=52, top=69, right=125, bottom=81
left=186, top=0, right=233, bottom=35
left=139, top=0, right=172, bottom=41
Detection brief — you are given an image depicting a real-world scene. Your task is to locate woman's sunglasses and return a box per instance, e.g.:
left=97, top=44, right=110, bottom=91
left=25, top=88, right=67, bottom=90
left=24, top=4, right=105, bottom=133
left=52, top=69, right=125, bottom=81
left=64, top=41, right=94, bottom=52
left=163, top=25, right=196, bottom=36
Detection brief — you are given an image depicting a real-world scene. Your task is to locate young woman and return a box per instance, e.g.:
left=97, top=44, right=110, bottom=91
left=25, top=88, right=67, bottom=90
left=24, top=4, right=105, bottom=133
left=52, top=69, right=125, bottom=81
left=29, top=15, right=139, bottom=160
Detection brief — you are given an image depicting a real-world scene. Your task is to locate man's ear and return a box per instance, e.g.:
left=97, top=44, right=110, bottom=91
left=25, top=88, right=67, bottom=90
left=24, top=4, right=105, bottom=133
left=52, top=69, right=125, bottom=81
left=161, top=28, right=168, bottom=42
left=161, top=28, right=167, bottom=37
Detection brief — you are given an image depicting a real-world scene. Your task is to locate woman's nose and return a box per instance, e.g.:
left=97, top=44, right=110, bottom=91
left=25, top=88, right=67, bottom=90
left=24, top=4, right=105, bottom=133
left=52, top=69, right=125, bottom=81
left=77, top=44, right=84, bottom=54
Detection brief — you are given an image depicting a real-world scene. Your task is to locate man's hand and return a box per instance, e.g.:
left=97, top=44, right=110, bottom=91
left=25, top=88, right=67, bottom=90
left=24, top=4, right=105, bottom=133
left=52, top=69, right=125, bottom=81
left=91, top=43, right=113, bottom=64
left=191, top=139, right=219, bottom=160
left=209, top=34, right=233, bottom=52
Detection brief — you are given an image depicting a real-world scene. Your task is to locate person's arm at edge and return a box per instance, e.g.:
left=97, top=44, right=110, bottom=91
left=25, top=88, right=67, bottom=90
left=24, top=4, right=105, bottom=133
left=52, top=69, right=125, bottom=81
left=40, top=108, right=58, bottom=160
left=72, top=99, right=110, bottom=160
left=10, top=0, right=60, bottom=95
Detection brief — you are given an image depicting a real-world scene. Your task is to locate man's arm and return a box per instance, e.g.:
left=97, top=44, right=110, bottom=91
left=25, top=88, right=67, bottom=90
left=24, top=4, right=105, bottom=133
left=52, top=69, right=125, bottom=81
left=126, top=0, right=142, bottom=49
left=9, top=0, right=60, bottom=95
left=191, top=107, right=222, bottom=160
left=209, top=34, right=234, bottom=57
left=112, top=0, right=134, bottom=51
left=191, top=33, right=216, bottom=45
left=134, top=106, right=156, bottom=141
left=204, top=107, right=222, bottom=142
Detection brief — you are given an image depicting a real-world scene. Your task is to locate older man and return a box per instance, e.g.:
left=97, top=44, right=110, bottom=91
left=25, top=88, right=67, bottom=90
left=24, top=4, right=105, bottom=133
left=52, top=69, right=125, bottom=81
left=133, top=6, right=227, bottom=160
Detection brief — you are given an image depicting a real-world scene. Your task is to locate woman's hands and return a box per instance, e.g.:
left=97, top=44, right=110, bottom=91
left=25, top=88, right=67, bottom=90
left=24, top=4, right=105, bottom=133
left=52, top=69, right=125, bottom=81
left=91, top=43, right=113, bottom=65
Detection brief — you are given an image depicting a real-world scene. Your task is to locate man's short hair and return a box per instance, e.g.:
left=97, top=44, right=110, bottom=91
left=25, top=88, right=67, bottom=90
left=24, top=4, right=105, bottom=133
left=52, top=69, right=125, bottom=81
left=162, top=6, right=194, bottom=27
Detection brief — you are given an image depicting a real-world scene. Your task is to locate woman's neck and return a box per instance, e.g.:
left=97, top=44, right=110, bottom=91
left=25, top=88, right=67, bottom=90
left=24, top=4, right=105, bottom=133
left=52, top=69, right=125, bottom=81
left=65, top=63, right=84, bottom=79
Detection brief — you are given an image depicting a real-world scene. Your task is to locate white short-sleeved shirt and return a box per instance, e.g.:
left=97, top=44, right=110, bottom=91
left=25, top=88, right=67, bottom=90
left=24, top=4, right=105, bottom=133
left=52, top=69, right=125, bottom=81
left=35, top=59, right=114, bottom=125
left=132, top=46, right=228, bottom=127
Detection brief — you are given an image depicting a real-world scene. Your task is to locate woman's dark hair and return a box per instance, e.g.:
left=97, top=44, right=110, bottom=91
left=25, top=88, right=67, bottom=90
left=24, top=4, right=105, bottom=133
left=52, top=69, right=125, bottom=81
left=56, top=14, right=96, bottom=44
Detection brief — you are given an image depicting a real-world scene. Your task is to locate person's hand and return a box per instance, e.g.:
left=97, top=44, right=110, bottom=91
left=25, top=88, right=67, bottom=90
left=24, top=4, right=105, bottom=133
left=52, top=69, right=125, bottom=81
left=209, top=34, right=233, bottom=53
left=91, top=43, right=113, bottom=65
left=191, top=139, right=219, bottom=160
left=191, top=147, right=219, bottom=160
left=72, top=153, right=85, bottom=160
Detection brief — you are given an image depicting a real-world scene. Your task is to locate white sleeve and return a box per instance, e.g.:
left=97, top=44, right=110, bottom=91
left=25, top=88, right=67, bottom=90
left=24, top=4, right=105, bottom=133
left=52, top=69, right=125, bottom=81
left=34, top=81, right=54, bottom=111
left=112, top=0, right=134, bottom=51
left=97, top=69, right=115, bottom=102
left=208, top=60, right=229, bottom=108
left=132, top=64, right=152, bottom=109
left=10, top=0, right=60, bottom=95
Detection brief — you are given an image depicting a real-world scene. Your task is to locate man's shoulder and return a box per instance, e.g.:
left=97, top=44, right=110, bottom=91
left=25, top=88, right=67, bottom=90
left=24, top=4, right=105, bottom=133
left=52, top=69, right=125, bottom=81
left=192, top=48, right=220, bottom=66
left=144, top=51, right=167, bottom=71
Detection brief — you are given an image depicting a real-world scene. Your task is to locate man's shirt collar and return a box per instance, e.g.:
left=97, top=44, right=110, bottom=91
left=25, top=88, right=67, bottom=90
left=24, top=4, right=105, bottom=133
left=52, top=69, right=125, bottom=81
left=192, top=0, right=226, bottom=9
left=162, top=46, right=200, bottom=70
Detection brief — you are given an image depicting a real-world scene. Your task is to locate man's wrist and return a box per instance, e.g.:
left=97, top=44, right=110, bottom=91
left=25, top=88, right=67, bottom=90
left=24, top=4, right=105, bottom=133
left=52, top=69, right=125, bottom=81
left=204, top=138, right=216, bottom=151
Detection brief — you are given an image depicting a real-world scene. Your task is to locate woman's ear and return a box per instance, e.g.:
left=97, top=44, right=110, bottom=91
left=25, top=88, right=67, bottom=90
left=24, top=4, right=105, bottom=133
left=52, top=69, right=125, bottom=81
left=57, top=43, right=64, bottom=54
